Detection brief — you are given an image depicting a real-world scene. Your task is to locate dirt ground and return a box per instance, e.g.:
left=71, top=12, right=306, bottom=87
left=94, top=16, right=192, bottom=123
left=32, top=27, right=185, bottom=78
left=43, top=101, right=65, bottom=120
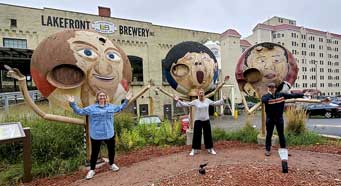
left=26, top=141, right=341, bottom=186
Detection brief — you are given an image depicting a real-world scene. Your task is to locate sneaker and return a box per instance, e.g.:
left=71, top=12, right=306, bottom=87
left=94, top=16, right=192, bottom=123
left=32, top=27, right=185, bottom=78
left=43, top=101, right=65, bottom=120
left=265, top=150, right=271, bottom=156
left=111, top=164, right=120, bottom=171
left=85, top=170, right=95, bottom=180
left=189, top=149, right=196, bottom=156
left=208, top=148, right=216, bottom=155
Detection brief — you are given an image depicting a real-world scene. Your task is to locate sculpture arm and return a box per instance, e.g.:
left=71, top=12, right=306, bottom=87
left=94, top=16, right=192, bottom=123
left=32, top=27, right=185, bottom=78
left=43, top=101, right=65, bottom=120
left=5, top=65, right=84, bottom=125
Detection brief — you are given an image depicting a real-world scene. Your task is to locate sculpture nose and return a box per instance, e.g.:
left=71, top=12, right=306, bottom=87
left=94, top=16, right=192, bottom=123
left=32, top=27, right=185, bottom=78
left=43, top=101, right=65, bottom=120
left=94, top=59, right=113, bottom=75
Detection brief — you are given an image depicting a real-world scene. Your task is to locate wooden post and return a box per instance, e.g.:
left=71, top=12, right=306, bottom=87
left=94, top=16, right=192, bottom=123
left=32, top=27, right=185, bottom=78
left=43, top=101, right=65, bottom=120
left=261, top=103, right=266, bottom=136
left=85, top=116, right=91, bottom=162
left=22, top=128, right=32, bottom=183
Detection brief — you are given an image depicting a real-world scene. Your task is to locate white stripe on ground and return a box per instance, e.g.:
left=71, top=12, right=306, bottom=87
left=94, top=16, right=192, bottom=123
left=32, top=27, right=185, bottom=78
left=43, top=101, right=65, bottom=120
left=313, top=124, right=341, bottom=128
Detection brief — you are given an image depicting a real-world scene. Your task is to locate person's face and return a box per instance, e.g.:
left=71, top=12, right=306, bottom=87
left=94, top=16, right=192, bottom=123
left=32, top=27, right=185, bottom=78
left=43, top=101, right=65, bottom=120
left=247, top=46, right=288, bottom=86
left=170, top=52, right=216, bottom=96
left=68, top=31, right=124, bottom=101
left=198, top=89, right=205, bottom=98
left=268, top=86, right=276, bottom=94
left=97, top=92, right=107, bottom=103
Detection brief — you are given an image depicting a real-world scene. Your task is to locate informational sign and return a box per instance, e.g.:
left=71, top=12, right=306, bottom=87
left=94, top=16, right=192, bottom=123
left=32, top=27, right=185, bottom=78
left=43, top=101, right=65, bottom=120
left=91, top=21, right=116, bottom=34
left=0, top=122, right=26, bottom=141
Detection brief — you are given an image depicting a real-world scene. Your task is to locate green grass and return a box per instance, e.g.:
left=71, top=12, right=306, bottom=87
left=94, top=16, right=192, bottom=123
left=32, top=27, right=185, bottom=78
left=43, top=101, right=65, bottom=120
left=286, top=131, right=325, bottom=146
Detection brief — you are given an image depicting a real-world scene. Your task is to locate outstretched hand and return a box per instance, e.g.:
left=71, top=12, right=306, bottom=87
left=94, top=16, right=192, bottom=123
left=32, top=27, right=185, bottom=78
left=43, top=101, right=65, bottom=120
left=173, top=95, right=179, bottom=101
left=67, top=95, right=75, bottom=103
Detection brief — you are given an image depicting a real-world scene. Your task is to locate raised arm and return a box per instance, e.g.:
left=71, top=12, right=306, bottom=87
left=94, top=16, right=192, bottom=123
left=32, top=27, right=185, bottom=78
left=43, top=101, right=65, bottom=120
left=208, top=95, right=226, bottom=106
left=173, top=95, right=195, bottom=107
left=282, top=93, right=304, bottom=99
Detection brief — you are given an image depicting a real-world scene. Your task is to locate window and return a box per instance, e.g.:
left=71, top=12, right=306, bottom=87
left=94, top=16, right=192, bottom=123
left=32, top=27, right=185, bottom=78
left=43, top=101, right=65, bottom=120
left=128, top=55, right=143, bottom=83
left=10, top=19, right=17, bottom=27
left=319, top=38, right=323, bottom=42
left=302, top=43, right=306, bottom=47
left=319, top=53, right=323, bottom=58
left=320, top=68, right=324, bottom=72
left=319, top=45, right=323, bottom=50
left=3, top=38, right=27, bottom=49
left=320, top=83, right=324, bottom=87
left=320, top=76, right=324, bottom=80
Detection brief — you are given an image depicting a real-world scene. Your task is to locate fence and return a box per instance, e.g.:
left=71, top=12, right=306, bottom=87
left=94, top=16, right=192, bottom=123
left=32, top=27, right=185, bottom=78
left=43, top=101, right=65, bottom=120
left=0, top=90, right=44, bottom=110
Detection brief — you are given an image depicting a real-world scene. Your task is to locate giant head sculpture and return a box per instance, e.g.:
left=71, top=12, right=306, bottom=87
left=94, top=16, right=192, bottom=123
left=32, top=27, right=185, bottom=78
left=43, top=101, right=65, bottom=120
left=235, top=42, right=298, bottom=98
left=31, top=30, right=132, bottom=110
left=163, top=41, right=219, bottom=96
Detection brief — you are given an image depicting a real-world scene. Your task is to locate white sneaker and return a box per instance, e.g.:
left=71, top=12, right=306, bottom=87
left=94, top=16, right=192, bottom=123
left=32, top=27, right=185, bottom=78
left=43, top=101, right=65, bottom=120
left=189, top=149, right=196, bottom=156
left=85, top=170, right=95, bottom=180
left=208, top=148, right=216, bottom=155
left=111, top=164, right=120, bottom=171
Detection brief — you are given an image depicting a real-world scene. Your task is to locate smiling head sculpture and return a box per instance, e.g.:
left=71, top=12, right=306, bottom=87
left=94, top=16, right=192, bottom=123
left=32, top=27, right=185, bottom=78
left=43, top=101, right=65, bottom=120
left=31, top=30, right=132, bottom=109
left=235, top=42, right=298, bottom=98
left=163, top=41, right=219, bottom=96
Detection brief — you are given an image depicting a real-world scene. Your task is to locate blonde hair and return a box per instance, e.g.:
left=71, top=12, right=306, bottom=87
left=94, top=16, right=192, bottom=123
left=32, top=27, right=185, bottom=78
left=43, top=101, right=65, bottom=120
left=95, top=90, right=108, bottom=104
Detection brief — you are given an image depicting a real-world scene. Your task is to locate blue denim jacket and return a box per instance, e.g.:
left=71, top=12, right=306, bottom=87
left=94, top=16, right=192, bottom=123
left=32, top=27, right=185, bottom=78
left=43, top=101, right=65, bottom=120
left=69, top=100, right=128, bottom=140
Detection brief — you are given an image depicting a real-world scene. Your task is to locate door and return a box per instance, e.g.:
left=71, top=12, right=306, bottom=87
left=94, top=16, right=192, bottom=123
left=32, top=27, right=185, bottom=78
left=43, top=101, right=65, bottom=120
left=163, top=104, right=172, bottom=121
left=139, top=104, right=149, bottom=116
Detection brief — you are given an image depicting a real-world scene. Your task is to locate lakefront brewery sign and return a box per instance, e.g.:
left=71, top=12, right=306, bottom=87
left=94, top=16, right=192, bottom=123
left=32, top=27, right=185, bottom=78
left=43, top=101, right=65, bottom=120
left=41, top=15, right=91, bottom=29
left=41, top=15, right=153, bottom=37
left=92, top=21, right=116, bottom=34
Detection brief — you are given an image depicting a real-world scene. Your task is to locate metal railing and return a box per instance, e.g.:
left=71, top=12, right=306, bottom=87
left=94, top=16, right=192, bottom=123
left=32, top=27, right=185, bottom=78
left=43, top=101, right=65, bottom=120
left=0, top=90, right=44, bottom=110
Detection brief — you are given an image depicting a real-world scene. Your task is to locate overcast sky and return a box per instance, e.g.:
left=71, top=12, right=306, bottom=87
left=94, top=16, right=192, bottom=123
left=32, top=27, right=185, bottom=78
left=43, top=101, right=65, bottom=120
left=1, top=0, right=341, bottom=37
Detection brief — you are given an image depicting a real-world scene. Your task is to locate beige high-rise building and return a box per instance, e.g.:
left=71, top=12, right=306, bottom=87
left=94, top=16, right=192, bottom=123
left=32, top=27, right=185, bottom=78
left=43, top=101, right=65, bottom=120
left=0, top=3, right=250, bottom=119
left=246, top=16, right=341, bottom=96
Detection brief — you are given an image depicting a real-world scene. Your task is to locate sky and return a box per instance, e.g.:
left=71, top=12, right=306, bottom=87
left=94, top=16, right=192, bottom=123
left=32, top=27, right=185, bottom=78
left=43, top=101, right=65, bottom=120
left=1, top=0, right=341, bottom=37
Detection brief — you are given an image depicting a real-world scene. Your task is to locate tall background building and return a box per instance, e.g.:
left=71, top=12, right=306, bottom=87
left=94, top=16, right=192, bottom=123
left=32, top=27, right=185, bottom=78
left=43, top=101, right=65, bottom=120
left=246, top=16, right=341, bottom=96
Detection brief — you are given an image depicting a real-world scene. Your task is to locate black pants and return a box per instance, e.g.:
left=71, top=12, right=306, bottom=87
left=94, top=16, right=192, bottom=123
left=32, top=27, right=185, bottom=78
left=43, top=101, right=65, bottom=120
left=192, top=120, right=213, bottom=149
left=90, top=136, right=116, bottom=170
left=265, top=117, right=286, bottom=151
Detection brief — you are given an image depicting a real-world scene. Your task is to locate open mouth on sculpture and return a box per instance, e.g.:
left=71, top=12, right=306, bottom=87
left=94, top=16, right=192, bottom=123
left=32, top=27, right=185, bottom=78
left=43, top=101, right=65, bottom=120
left=196, top=71, right=204, bottom=84
left=264, top=73, right=276, bottom=79
left=93, top=74, right=115, bottom=81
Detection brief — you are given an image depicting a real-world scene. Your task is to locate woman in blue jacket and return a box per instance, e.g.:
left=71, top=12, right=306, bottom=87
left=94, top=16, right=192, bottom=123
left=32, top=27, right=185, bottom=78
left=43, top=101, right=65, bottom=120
left=68, top=90, right=132, bottom=180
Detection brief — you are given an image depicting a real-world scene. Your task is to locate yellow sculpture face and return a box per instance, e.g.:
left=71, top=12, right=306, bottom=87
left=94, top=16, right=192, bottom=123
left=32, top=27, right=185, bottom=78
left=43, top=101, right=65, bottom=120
left=31, top=30, right=131, bottom=110
left=245, top=45, right=289, bottom=97
left=170, top=52, right=216, bottom=96
left=68, top=31, right=124, bottom=100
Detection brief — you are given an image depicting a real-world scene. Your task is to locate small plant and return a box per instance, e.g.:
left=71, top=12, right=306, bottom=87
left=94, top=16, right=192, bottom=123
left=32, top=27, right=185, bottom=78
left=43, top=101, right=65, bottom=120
left=285, top=106, right=307, bottom=135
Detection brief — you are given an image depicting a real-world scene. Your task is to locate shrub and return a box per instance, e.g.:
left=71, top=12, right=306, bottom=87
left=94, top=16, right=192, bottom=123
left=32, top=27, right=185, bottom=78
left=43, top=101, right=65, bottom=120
left=286, top=131, right=324, bottom=146
left=0, top=105, right=85, bottom=184
left=212, top=122, right=259, bottom=143
left=285, top=106, right=307, bottom=135
left=114, top=112, right=136, bottom=137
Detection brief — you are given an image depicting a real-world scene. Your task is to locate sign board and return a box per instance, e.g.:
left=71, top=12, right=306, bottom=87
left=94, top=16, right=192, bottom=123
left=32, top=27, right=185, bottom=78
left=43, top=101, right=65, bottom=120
left=91, top=21, right=116, bottom=34
left=0, top=122, right=26, bottom=141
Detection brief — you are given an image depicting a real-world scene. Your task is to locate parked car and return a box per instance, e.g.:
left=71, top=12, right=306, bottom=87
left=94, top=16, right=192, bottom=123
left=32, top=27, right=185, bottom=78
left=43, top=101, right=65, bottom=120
left=137, top=115, right=162, bottom=127
left=304, top=103, right=341, bottom=118
left=236, top=102, right=256, bottom=110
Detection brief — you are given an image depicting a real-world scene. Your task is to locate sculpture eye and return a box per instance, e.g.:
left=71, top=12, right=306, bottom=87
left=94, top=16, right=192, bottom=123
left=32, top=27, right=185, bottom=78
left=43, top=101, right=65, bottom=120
left=77, top=48, right=98, bottom=59
left=106, top=52, right=121, bottom=62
